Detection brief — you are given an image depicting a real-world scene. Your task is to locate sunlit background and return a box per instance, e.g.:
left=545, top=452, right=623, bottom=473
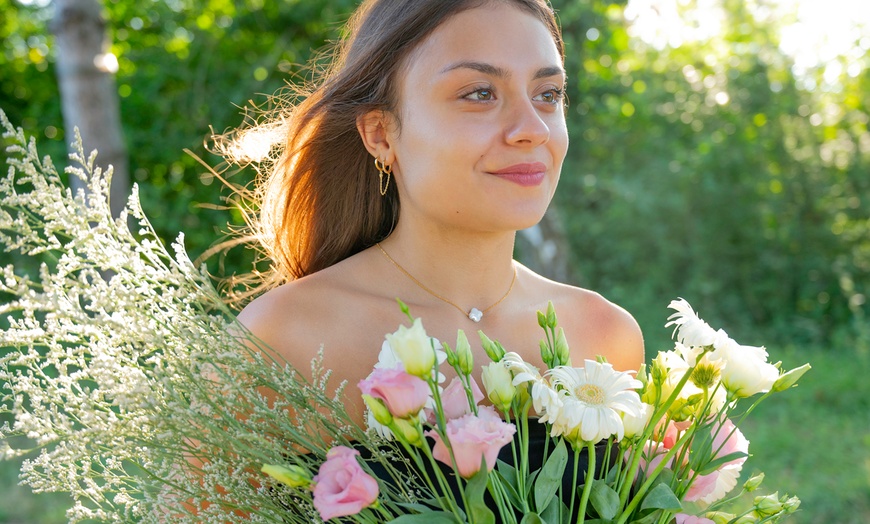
left=1, top=0, right=868, bottom=522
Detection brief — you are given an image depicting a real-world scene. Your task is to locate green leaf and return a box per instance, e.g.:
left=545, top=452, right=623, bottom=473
left=695, top=451, right=749, bottom=476
left=497, top=459, right=519, bottom=491
left=534, top=438, right=568, bottom=511
left=465, top=459, right=495, bottom=524
left=520, top=512, right=545, bottom=524
left=627, top=513, right=660, bottom=524
left=639, top=483, right=682, bottom=512
left=493, top=469, right=524, bottom=509
left=540, top=494, right=570, bottom=524
left=389, top=512, right=460, bottom=523
left=589, top=480, right=620, bottom=520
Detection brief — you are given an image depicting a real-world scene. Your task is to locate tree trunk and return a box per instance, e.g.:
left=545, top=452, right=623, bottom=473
left=51, top=0, right=128, bottom=218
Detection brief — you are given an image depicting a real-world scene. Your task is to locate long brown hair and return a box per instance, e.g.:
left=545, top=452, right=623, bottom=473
left=227, top=0, right=564, bottom=285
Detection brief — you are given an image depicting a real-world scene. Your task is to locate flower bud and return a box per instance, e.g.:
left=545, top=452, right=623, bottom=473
left=641, top=381, right=659, bottom=405
left=391, top=417, right=423, bottom=447
left=455, top=330, right=473, bottom=375
left=362, top=394, right=393, bottom=426
left=772, top=363, right=811, bottom=392
left=743, top=472, right=764, bottom=492
left=261, top=464, right=312, bottom=488
left=554, top=328, right=571, bottom=366
left=481, top=362, right=516, bottom=412
left=537, top=310, right=548, bottom=329
left=540, top=339, right=553, bottom=367
left=650, top=354, right=668, bottom=386
left=386, top=318, right=436, bottom=378
left=705, top=511, right=736, bottom=524
left=444, top=342, right=457, bottom=367
left=667, top=393, right=701, bottom=422
left=754, top=492, right=783, bottom=517
left=545, top=301, right=557, bottom=328
left=478, top=331, right=505, bottom=362
left=783, top=495, right=801, bottom=513
left=622, top=402, right=652, bottom=439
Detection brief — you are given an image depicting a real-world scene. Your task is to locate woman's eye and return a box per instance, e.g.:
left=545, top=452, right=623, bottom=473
left=464, top=88, right=494, bottom=101
left=535, top=88, right=565, bottom=104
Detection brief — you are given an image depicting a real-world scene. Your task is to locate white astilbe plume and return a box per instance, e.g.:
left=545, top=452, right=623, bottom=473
left=0, top=112, right=421, bottom=523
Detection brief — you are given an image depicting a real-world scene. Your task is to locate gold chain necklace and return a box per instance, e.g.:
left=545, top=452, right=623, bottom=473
left=375, top=243, right=517, bottom=323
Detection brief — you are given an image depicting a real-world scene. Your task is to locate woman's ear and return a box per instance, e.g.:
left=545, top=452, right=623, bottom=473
left=356, top=110, right=396, bottom=164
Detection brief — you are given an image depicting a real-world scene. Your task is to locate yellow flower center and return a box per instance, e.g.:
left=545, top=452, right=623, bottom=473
left=691, top=362, right=720, bottom=390
left=575, top=383, right=605, bottom=405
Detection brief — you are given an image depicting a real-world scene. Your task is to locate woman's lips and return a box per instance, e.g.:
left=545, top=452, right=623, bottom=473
left=488, top=162, right=547, bottom=187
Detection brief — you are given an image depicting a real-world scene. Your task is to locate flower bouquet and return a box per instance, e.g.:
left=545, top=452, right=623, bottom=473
left=0, top=112, right=809, bottom=523
left=260, top=298, right=809, bottom=524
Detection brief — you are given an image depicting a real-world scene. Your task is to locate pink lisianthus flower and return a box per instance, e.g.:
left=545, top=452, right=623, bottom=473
left=312, top=446, right=379, bottom=521
left=438, top=376, right=484, bottom=421
left=685, top=418, right=749, bottom=504
left=359, top=367, right=430, bottom=418
left=427, top=406, right=516, bottom=478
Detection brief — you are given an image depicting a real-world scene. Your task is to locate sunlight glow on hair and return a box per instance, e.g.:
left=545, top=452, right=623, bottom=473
left=223, top=120, right=286, bottom=165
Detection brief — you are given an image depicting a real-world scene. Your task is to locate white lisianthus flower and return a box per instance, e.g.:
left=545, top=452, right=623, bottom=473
left=622, top=402, right=653, bottom=439
left=546, top=360, right=643, bottom=445
left=376, top=335, right=446, bottom=381
left=481, top=361, right=516, bottom=412
left=716, top=339, right=779, bottom=398
left=384, top=318, right=440, bottom=378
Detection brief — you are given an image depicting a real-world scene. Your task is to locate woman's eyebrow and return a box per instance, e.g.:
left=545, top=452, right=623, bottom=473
left=439, top=61, right=565, bottom=81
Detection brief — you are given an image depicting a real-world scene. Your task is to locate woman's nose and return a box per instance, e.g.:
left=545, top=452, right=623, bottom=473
left=503, top=99, right=550, bottom=146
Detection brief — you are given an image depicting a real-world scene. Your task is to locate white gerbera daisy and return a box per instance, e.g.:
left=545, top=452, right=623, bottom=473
left=665, top=298, right=725, bottom=348
left=545, top=360, right=643, bottom=445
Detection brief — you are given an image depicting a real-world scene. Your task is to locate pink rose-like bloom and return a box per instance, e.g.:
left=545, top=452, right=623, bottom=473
left=427, top=405, right=516, bottom=478
left=675, top=514, right=714, bottom=524
left=358, top=367, right=430, bottom=418
left=439, top=376, right=485, bottom=421
left=312, top=446, right=379, bottom=521
left=685, top=418, right=749, bottom=504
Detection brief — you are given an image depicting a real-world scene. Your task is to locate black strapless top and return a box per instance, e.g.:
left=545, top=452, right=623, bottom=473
left=357, top=420, right=616, bottom=516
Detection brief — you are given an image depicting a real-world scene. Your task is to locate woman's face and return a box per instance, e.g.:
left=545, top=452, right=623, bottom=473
left=386, top=2, right=568, bottom=234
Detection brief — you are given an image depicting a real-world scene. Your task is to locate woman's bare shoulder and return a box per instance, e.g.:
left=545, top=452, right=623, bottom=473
left=235, top=268, right=354, bottom=361
left=523, top=269, right=645, bottom=372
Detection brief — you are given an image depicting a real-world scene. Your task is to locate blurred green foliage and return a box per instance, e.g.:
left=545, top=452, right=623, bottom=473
left=0, top=0, right=868, bottom=519
left=4, top=0, right=865, bottom=349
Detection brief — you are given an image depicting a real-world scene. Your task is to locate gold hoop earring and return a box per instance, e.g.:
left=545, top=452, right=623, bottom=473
left=374, top=158, right=392, bottom=196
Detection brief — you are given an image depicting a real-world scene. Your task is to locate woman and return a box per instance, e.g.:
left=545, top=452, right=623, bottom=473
left=237, top=0, right=644, bottom=428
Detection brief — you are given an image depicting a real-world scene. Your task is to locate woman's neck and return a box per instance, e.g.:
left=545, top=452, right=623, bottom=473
left=375, top=221, right=518, bottom=313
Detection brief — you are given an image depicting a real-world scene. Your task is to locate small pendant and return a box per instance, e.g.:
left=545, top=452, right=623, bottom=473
left=468, top=308, right=483, bottom=323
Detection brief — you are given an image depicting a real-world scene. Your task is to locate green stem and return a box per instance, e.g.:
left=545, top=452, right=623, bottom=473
left=569, top=446, right=580, bottom=523
left=575, top=442, right=596, bottom=524
left=614, top=427, right=697, bottom=524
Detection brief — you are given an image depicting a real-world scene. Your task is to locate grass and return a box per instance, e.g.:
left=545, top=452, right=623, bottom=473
left=1, top=342, right=867, bottom=523
left=736, top=342, right=870, bottom=523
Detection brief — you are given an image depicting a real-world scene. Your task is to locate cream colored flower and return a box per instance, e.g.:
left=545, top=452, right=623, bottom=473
left=481, top=361, right=516, bottom=412
left=383, top=318, right=440, bottom=378
left=545, top=360, right=643, bottom=444
left=622, top=401, right=653, bottom=439
left=716, top=338, right=779, bottom=398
